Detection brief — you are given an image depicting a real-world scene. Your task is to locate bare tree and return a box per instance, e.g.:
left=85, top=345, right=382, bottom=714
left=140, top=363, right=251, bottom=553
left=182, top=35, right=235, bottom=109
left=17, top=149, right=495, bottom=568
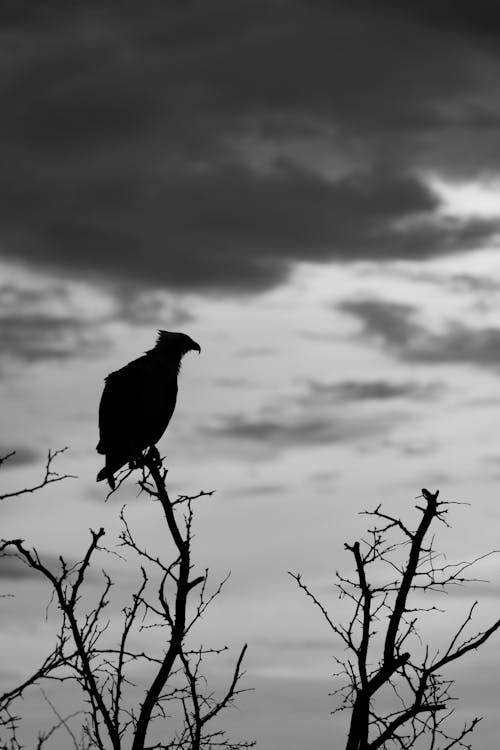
left=0, top=451, right=253, bottom=750
left=290, top=488, right=500, bottom=750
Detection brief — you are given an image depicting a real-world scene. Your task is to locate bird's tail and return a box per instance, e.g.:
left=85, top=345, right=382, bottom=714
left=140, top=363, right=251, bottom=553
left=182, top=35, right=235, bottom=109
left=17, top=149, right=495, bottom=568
left=96, top=465, right=116, bottom=490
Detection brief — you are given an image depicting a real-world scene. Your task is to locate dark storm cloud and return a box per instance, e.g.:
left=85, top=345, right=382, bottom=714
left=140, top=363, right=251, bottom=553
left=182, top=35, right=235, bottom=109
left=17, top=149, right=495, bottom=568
left=340, top=298, right=500, bottom=369
left=1, top=1, right=500, bottom=295
left=355, top=0, right=500, bottom=41
left=6, top=160, right=496, bottom=293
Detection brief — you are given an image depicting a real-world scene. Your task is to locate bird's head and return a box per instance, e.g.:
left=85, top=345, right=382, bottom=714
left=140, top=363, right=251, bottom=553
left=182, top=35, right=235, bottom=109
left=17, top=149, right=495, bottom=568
left=154, top=330, right=201, bottom=357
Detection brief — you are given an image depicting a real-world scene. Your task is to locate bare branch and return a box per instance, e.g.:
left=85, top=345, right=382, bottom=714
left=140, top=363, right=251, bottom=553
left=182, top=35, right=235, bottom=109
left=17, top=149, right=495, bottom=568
left=0, top=448, right=76, bottom=501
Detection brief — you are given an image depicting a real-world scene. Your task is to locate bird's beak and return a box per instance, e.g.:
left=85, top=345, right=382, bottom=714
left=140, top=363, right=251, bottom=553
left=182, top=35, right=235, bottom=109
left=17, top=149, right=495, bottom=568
left=191, top=341, right=201, bottom=354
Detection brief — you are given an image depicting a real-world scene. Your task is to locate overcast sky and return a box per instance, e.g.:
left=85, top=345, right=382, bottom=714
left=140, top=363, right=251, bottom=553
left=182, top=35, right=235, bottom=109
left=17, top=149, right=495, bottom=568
left=2, top=1, right=500, bottom=748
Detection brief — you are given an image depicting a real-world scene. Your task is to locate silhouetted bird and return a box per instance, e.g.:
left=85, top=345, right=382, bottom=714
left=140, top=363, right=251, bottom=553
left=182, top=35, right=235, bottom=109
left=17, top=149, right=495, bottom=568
left=96, top=330, right=200, bottom=489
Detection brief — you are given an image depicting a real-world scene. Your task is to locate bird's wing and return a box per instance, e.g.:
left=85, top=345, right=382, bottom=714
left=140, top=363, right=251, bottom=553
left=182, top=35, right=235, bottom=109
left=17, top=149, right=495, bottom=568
left=97, top=355, right=177, bottom=456
left=97, top=357, right=149, bottom=454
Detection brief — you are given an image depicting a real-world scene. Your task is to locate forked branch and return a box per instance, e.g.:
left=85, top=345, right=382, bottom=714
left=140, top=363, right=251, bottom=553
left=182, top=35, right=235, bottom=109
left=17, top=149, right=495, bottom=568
left=293, top=488, right=500, bottom=750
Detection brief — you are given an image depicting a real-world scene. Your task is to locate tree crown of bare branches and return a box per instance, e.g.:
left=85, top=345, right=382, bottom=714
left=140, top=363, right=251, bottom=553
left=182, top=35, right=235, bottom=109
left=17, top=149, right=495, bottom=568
left=290, top=488, right=500, bottom=750
left=1, top=451, right=253, bottom=750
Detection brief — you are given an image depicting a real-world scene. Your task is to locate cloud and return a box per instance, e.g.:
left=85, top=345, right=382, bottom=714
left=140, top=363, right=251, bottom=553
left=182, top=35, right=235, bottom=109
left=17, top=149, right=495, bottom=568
left=6, top=158, right=495, bottom=295
left=231, top=483, right=286, bottom=498
left=391, top=271, right=500, bottom=295
left=237, top=347, right=276, bottom=357
left=301, top=379, right=442, bottom=404
left=381, top=437, right=439, bottom=457
left=449, top=274, right=500, bottom=293
left=203, top=372, right=438, bottom=453
left=113, top=291, right=195, bottom=328
left=0, top=445, right=40, bottom=468
left=340, top=297, right=500, bottom=369
left=213, top=377, right=252, bottom=389
left=204, top=412, right=402, bottom=453
left=0, top=281, right=116, bottom=365
left=0, top=552, right=75, bottom=581
left=256, top=636, right=335, bottom=653
left=360, top=0, right=500, bottom=42
left=0, top=555, right=39, bottom=581
left=0, top=313, right=107, bottom=364
left=1, top=2, right=500, bottom=295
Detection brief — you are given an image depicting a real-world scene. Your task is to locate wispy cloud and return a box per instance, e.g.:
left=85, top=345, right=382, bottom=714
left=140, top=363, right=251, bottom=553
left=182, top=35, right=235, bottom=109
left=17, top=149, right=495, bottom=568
left=0, top=445, right=39, bottom=468
left=340, top=298, right=500, bottom=370
left=114, top=292, right=195, bottom=328
left=203, top=372, right=439, bottom=454
left=300, top=379, right=442, bottom=405
left=204, top=411, right=403, bottom=453
left=0, top=552, right=81, bottom=581
left=0, top=281, right=185, bottom=365
left=0, top=313, right=107, bottom=363
left=0, top=282, right=107, bottom=363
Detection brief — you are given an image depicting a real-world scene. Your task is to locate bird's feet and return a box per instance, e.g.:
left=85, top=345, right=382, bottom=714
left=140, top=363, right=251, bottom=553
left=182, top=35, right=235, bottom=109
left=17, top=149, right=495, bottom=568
left=127, top=447, right=161, bottom=471
left=128, top=445, right=161, bottom=470
left=129, top=454, right=145, bottom=470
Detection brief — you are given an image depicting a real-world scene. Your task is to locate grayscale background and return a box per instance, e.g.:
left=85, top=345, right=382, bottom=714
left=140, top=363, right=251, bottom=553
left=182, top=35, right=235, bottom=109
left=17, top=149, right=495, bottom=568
left=1, top=2, right=500, bottom=747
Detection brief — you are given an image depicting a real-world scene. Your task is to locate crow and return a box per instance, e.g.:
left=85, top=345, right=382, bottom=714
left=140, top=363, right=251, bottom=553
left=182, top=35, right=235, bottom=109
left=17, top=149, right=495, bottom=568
left=96, top=330, right=200, bottom=489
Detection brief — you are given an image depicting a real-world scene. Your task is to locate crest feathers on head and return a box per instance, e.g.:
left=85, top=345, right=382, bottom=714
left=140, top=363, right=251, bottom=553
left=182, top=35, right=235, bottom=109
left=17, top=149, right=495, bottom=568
left=152, top=330, right=200, bottom=355
left=156, top=329, right=170, bottom=346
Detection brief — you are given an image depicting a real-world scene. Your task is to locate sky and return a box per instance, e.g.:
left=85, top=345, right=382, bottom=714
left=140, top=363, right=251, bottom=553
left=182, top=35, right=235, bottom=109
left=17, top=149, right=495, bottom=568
left=2, top=1, right=500, bottom=747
